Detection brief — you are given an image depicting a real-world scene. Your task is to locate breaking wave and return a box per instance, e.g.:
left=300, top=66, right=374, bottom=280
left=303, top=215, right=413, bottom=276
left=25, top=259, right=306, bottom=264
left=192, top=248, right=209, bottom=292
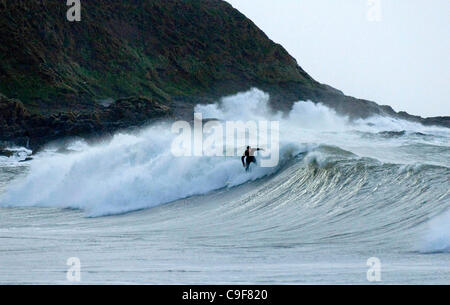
left=0, top=89, right=448, bottom=253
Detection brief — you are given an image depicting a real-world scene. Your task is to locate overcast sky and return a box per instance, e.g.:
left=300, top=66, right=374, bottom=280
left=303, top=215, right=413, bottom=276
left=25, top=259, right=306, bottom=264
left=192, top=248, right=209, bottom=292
left=226, top=0, right=449, bottom=117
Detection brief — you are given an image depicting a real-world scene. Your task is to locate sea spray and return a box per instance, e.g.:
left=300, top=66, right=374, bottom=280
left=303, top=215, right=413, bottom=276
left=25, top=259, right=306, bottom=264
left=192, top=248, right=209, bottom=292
left=1, top=89, right=449, bottom=218
left=421, top=209, right=450, bottom=253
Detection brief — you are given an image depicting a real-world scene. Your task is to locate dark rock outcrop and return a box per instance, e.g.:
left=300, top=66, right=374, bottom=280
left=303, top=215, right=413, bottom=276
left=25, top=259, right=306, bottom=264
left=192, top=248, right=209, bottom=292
left=0, top=94, right=173, bottom=150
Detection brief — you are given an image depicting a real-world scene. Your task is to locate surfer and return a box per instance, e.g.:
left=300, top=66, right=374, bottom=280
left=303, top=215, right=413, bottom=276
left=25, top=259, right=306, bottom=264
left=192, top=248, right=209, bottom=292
left=241, top=146, right=264, bottom=172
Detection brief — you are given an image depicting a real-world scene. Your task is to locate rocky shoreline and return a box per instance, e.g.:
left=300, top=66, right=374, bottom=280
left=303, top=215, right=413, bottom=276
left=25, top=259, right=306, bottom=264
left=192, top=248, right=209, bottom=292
left=0, top=94, right=173, bottom=152
left=1, top=91, right=448, bottom=154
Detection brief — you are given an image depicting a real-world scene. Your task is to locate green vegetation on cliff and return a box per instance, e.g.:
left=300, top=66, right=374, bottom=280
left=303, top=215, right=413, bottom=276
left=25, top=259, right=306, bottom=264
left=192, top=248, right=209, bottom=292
left=0, top=0, right=317, bottom=114
left=0, top=0, right=448, bottom=149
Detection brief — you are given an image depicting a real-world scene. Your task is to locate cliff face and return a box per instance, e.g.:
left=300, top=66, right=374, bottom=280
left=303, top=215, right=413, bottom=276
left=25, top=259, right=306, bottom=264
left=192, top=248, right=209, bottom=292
left=0, top=0, right=448, bottom=149
left=0, top=0, right=315, bottom=112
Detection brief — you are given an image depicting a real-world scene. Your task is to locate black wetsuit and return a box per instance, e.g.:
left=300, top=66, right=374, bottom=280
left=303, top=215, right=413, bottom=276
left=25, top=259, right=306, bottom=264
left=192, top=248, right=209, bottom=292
left=241, top=148, right=260, bottom=171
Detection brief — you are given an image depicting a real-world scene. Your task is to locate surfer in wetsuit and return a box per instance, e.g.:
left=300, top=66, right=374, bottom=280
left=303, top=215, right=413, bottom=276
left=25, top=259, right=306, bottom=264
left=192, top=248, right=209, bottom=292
left=241, top=146, right=264, bottom=172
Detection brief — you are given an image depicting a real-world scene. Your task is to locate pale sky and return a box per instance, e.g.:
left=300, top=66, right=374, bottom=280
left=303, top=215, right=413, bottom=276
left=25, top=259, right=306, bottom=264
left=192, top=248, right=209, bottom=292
left=226, top=0, right=450, bottom=117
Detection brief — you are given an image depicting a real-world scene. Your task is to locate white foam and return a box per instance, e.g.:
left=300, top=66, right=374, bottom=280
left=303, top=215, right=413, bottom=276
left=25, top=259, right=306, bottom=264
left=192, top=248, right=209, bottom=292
left=0, top=123, right=287, bottom=216
left=1, top=88, right=448, bottom=216
left=421, top=209, right=450, bottom=253
left=0, top=146, right=32, bottom=164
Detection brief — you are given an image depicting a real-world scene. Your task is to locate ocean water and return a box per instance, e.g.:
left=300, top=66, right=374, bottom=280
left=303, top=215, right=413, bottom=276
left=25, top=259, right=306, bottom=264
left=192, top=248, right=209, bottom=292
left=0, top=89, right=449, bottom=284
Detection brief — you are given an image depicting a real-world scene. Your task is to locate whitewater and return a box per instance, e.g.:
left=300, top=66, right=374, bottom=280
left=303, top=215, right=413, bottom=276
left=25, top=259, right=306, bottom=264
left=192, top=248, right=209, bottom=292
left=0, top=89, right=449, bottom=284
